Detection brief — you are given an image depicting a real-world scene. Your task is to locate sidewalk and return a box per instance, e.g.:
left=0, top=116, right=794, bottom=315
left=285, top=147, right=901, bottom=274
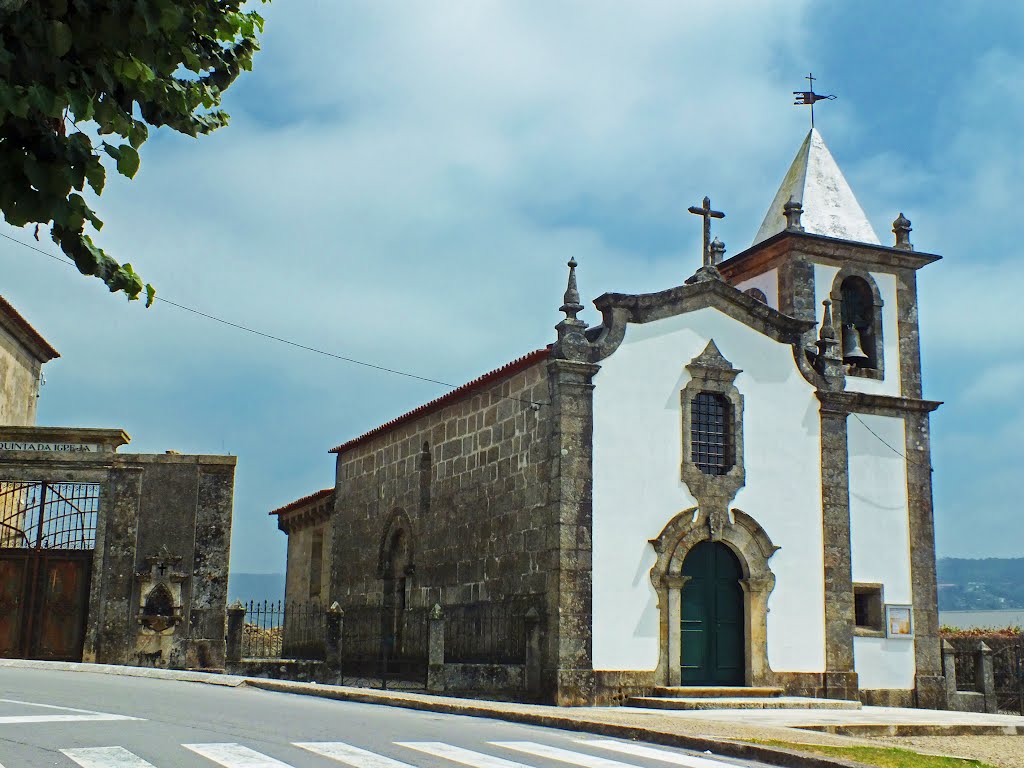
left=3, top=659, right=1023, bottom=768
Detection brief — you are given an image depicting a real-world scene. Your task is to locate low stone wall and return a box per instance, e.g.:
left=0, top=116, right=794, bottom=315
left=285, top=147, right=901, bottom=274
left=226, top=658, right=328, bottom=683
left=444, top=663, right=524, bottom=694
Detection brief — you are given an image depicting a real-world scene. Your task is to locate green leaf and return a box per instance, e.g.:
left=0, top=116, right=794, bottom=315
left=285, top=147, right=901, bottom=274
left=85, top=159, right=105, bottom=195
left=128, top=121, right=149, bottom=149
left=114, top=144, right=140, bottom=178
left=145, top=283, right=156, bottom=308
left=48, top=21, right=73, bottom=57
left=1, top=0, right=272, bottom=302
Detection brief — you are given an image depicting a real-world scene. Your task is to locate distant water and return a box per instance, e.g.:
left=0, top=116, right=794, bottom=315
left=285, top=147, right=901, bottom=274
left=940, top=609, right=1024, bottom=629
left=228, top=572, right=285, bottom=605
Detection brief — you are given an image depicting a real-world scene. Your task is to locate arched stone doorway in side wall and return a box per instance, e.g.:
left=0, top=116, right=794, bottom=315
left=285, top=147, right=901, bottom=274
left=680, top=540, right=744, bottom=685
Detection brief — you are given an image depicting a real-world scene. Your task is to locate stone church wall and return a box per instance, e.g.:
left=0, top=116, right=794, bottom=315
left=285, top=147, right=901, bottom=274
left=284, top=519, right=332, bottom=603
left=0, top=316, right=45, bottom=427
left=329, top=358, right=553, bottom=611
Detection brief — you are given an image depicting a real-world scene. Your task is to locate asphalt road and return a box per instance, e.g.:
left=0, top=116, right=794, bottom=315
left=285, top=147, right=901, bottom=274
left=0, top=668, right=777, bottom=768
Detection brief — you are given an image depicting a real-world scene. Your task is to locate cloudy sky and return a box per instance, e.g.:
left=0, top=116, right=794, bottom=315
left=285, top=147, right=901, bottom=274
left=2, top=1, right=1022, bottom=574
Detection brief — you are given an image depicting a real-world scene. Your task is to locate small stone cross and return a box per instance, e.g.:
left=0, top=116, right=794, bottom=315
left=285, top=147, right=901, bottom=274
left=157, top=562, right=167, bottom=576
left=687, top=196, right=725, bottom=267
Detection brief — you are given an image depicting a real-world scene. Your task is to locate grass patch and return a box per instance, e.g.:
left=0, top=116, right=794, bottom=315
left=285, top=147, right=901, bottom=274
left=747, top=739, right=997, bottom=768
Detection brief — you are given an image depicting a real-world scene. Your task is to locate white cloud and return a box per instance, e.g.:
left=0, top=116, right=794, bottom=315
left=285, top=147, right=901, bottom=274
left=5, top=1, right=1022, bottom=569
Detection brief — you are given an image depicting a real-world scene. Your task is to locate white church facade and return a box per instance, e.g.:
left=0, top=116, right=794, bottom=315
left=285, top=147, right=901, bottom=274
left=274, top=128, right=945, bottom=707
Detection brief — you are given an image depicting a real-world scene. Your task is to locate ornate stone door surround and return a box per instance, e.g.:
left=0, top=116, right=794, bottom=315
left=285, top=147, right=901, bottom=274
left=649, top=507, right=779, bottom=687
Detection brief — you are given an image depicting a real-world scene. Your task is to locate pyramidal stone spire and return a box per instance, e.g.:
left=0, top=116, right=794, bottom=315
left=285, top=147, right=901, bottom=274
left=752, top=128, right=880, bottom=246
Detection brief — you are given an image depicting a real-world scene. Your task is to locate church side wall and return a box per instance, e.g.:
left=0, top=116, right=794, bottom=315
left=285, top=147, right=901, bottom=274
left=329, top=360, right=553, bottom=610
left=813, top=263, right=902, bottom=396
left=0, top=326, right=42, bottom=427
left=848, top=413, right=916, bottom=691
left=591, top=306, right=826, bottom=676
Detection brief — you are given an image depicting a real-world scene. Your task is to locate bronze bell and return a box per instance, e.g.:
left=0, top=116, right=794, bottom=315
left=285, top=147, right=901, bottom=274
left=842, top=324, right=869, bottom=365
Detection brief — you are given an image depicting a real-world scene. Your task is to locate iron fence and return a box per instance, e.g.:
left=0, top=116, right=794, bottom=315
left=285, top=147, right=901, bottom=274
left=339, top=605, right=429, bottom=688
left=990, top=638, right=1024, bottom=715
left=946, top=635, right=1024, bottom=715
left=240, top=600, right=329, bottom=661
left=236, top=599, right=535, bottom=690
left=444, top=601, right=527, bottom=664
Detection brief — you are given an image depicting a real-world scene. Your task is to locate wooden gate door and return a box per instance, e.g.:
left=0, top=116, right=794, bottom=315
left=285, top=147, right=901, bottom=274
left=0, top=482, right=99, bottom=661
left=680, top=540, right=744, bottom=685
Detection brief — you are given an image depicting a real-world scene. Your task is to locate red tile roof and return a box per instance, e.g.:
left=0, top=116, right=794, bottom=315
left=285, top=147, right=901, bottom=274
left=329, top=347, right=551, bottom=455
left=269, top=487, right=333, bottom=516
left=0, top=295, right=59, bottom=361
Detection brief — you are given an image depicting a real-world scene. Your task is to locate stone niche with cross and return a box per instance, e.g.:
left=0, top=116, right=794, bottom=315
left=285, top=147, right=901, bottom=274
left=134, top=547, right=188, bottom=665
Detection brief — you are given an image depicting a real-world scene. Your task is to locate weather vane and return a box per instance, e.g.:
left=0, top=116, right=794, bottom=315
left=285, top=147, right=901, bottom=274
left=793, top=72, right=835, bottom=128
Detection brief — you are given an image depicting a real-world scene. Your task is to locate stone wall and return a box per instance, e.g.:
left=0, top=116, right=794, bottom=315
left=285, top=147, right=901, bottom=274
left=0, top=303, right=55, bottom=427
left=329, top=358, right=552, bottom=610
left=88, top=453, right=236, bottom=670
left=0, top=431, right=235, bottom=670
left=283, top=520, right=332, bottom=604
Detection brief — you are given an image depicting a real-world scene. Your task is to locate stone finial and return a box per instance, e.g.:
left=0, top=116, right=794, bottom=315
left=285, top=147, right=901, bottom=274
left=892, top=212, right=913, bottom=250
left=553, top=257, right=591, bottom=361
left=559, top=257, right=583, bottom=321
left=328, top=601, right=343, bottom=615
left=783, top=196, right=805, bottom=231
left=819, top=299, right=836, bottom=340
left=430, top=603, right=443, bottom=620
left=814, top=299, right=843, bottom=380
left=709, top=237, right=726, bottom=265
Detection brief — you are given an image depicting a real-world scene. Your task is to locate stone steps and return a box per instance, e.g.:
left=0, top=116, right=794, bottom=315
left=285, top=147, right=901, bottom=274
left=628, top=695, right=862, bottom=711
left=648, top=686, right=784, bottom=698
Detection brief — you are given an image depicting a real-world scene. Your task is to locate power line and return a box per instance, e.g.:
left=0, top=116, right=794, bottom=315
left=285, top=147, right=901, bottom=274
left=851, top=412, right=932, bottom=471
left=0, top=230, right=547, bottom=408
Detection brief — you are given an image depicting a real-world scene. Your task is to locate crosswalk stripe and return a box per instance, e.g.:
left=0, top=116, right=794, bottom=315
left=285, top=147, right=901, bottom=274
left=574, top=740, right=730, bottom=768
left=61, top=746, right=158, bottom=768
left=397, top=742, right=533, bottom=768
left=183, top=743, right=294, bottom=767
left=295, top=742, right=419, bottom=768
left=490, top=742, right=640, bottom=768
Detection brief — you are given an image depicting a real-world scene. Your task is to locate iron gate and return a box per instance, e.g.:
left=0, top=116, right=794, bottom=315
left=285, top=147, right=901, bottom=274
left=0, top=481, right=99, bottom=660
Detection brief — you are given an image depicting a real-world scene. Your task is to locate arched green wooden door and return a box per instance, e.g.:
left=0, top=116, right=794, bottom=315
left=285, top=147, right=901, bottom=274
left=680, top=541, right=744, bottom=685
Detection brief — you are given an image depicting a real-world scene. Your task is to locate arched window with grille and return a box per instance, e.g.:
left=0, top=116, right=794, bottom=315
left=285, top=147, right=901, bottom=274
left=680, top=341, right=745, bottom=504
left=691, top=392, right=733, bottom=476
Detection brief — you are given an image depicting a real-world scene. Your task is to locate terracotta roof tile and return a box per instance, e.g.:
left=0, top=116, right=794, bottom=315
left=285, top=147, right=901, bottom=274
left=0, top=294, right=59, bottom=361
left=269, top=487, right=333, bottom=516
left=329, top=347, right=551, bottom=454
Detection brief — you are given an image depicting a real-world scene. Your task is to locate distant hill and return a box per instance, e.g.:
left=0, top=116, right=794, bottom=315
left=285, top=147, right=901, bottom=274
left=937, top=557, right=1024, bottom=610
left=228, top=572, right=285, bottom=605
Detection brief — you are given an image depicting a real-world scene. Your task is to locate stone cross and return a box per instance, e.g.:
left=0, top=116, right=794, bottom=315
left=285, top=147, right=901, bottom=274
left=687, top=196, right=725, bottom=267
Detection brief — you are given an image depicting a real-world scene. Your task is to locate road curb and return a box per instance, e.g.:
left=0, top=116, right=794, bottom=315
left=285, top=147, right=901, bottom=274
left=244, top=679, right=865, bottom=768
left=0, top=658, right=247, bottom=686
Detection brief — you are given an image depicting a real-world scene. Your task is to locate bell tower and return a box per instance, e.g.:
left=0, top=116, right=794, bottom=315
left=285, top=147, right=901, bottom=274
left=714, top=124, right=946, bottom=707
left=717, top=127, right=939, bottom=399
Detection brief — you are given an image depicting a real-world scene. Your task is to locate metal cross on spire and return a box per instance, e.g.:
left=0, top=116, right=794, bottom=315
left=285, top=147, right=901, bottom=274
left=687, top=196, right=725, bottom=267
left=793, top=72, right=836, bottom=128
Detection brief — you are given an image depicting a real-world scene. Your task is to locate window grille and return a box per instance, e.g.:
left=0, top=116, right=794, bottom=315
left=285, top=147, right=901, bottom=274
left=691, top=392, right=731, bottom=476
